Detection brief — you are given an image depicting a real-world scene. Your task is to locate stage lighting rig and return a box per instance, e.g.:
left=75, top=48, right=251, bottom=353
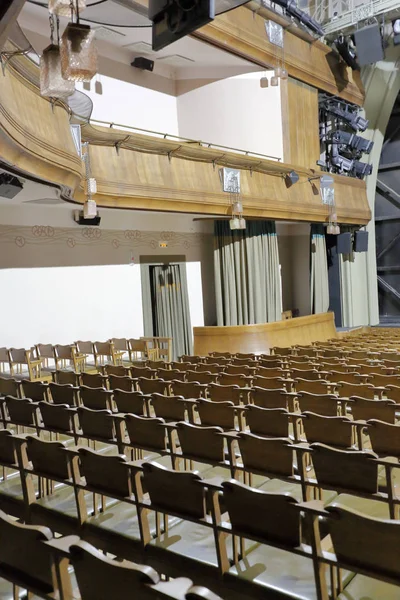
left=331, top=130, right=373, bottom=155
left=334, top=34, right=359, bottom=70
left=321, top=99, right=368, bottom=132
left=272, top=0, right=324, bottom=36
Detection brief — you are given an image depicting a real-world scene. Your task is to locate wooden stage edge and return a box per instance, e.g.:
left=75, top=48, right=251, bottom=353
left=193, top=312, right=340, bottom=355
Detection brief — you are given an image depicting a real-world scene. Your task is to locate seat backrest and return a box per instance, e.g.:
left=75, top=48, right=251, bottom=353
left=54, top=344, right=74, bottom=360
left=26, top=436, right=71, bottom=480
left=326, top=504, right=400, bottom=582
left=338, top=382, right=376, bottom=399
left=208, top=383, right=241, bottom=405
left=36, top=344, right=54, bottom=359
left=186, top=371, right=218, bottom=385
left=131, top=366, right=156, bottom=379
left=108, top=375, right=134, bottom=392
left=0, top=510, right=56, bottom=594
left=170, top=361, right=195, bottom=372
left=78, top=447, right=132, bottom=497
left=238, top=432, right=294, bottom=476
left=210, top=352, right=232, bottom=358
left=77, top=407, right=116, bottom=442
left=252, top=376, right=286, bottom=390
left=218, top=373, right=249, bottom=388
left=0, top=347, right=9, bottom=363
left=310, top=443, right=379, bottom=494
left=297, top=392, right=340, bottom=417
left=350, top=397, right=398, bottom=424
left=5, top=396, right=39, bottom=427
left=171, top=381, right=205, bottom=399
left=196, top=363, right=221, bottom=374
left=328, top=371, right=361, bottom=384
left=251, top=387, right=287, bottom=409
left=124, top=414, right=167, bottom=452
left=69, top=540, right=162, bottom=600
left=368, top=373, right=400, bottom=388
left=302, top=412, right=353, bottom=448
left=290, top=369, right=320, bottom=381
left=21, top=380, right=48, bottom=402
left=104, top=365, right=131, bottom=377
left=0, top=377, right=20, bottom=397
left=180, top=354, right=202, bottom=364
left=197, top=399, right=236, bottom=430
left=113, top=390, right=146, bottom=416
left=49, top=382, right=77, bottom=407
left=9, top=347, right=27, bottom=364
left=39, top=402, right=75, bottom=434
left=53, top=370, right=80, bottom=386
left=142, top=461, right=206, bottom=519
left=81, top=372, right=107, bottom=389
left=257, top=366, right=286, bottom=379
left=137, top=378, right=168, bottom=396
left=111, top=338, right=128, bottom=352
left=157, top=369, right=184, bottom=382
left=151, top=394, right=187, bottom=421
left=368, top=419, right=400, bottom=458
left=245, top=406, right=290, bottom=438
left=94, top=341, right=112, bottom=356
left=176, top=422, right=225, bottom=463
left=80, top=386, right=113, bottom=411
left=128, top=339, right=147, bottom=354
left=222, top=480, right=301, bottom=546
left=76, top=341, right=94, bottom=354
left=295, top=379, right=331, bottom=395
left=0, top=430, right=18, bottom=467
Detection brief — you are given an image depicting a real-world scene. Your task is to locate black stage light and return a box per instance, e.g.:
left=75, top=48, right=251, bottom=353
left=332, top=130, right=373, bottom=154
left=334, top=34, right=359, bottom=70
left=273, top=0, right=324, bottom=36
left=323, top=102, right=368, bottom=132
left=131, top=57, right=154, bottom=71
left=352, top=161, right=372, bottom=179
left=0, top=173, right=23, bottom=199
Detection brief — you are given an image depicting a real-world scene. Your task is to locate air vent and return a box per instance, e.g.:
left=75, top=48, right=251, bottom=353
left=157, top=55, right=195, bottom=67
left=123, top=41, right=155, bottom=55
left=93, top=26, right=126, bottom=42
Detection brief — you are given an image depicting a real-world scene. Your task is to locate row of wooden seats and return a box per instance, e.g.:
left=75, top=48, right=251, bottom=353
left=0, top=432, right=399, bottom=599
left=0, top=509, right=220, bottom=600
left=3, top=401, right=400, bottom=521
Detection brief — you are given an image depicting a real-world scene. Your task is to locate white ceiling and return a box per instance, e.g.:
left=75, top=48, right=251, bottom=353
left=19, top=1, right=260, bottom=81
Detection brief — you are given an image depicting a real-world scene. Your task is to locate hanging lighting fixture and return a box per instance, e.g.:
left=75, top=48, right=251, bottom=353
left=320, top=175, right=340, bottom=234
left=60, top=0, right=98, bottom=82
left=49, top=0, right=86, bottom=16
left=40, top=15, right=75, bottom=98
left=82, top=142, right=98, bottom=218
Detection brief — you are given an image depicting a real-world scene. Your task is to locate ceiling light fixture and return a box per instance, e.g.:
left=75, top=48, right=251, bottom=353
left=40, top=15, right=75, bottom=99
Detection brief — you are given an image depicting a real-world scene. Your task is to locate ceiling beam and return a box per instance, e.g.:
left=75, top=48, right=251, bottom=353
left=378, top=162, right=400, bottom=172
left=377, top=266, right=400, bottom=273
left=375, top=215, right=400, bottom=222
left=377, top=227, right=400, bottom=260
left=0, top=0, right=26, bottom=49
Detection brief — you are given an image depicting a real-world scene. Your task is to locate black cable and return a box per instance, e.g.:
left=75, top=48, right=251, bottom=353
left=27, top=0, right=152, bottom=27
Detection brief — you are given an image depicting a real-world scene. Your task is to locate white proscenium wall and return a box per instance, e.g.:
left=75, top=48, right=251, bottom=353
left=0, top=204, right=209, bottom=348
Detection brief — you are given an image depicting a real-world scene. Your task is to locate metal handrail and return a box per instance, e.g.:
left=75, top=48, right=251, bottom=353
left=85, top=117, right=282, bottom=162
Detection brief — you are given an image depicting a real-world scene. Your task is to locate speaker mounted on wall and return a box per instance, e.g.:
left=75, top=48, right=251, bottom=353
left=353, top=24, right=384, bottom=66
left=336, top=232, right=352, bottom=254
left=354, top=230, right=369, bottom=252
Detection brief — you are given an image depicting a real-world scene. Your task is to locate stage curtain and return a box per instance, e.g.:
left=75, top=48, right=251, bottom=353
left=141, top=263, right=192, bottom=359
left=214, top=220, right=282, bottom=326
left=310, top=224, right=330, bottom=314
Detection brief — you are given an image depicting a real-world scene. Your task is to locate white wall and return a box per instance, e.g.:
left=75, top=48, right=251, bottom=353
left=0, top=264, right=143, bottom=348
left=177, top=72, right=283, bottom=159
left=0, top=260, right=206, bottom=348
left=77, top=76, right=180, bottom=135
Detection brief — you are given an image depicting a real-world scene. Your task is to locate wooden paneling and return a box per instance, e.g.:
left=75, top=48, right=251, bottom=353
left=282, top=78, right=321, bottom=169
left=0, top=56, right=82, bottom=195
left=80, top=132, right=371, bottom=225
left=194, top=7, right=365, bottom=106
left=193, top=313, right=337, bottom=355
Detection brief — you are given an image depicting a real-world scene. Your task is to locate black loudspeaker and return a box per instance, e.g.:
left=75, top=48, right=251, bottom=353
left=131, top=57, right=154, bottom=72
left=0, top=173, right=23, bottom=199
left=336, top=232, right=352, bottom=254
left=354, top=24, right=384, bottom=66
left=354, top=230, right=369, bottom=252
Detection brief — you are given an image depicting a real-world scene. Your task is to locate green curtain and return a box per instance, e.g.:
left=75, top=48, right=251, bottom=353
left=141, top=263, right=192, bottom=360
left=214, top=220, right=282, bottom=326
left=310, top=224, right=330, bottom=314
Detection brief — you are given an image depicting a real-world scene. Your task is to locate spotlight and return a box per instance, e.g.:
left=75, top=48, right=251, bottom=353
left=131, top=57, right=154, bottom=72
left=272, top=0, right=324, bottom=36
left=334, top=34, right=359, bottom=70
left=331, top=152, right=354, bottom=174
left=322, top=100, right=368, bottom=132
left=332, top=130, right=373, bottom=154
left=352, top=161, right=372, bottom=179
left=285, top=170, right=299, bottom=188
